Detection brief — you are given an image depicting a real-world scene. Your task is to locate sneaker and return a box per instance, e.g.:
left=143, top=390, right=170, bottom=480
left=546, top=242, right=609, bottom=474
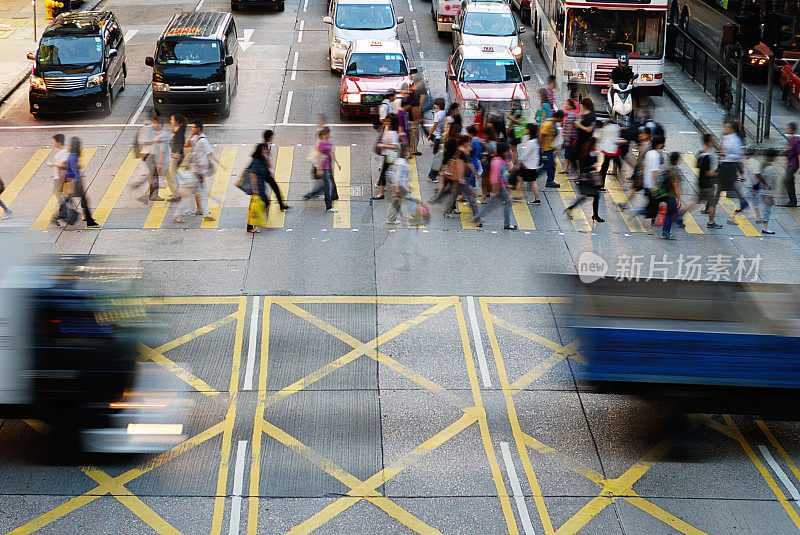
left=706, top=222, right=723, bottom=229
left=2, top=210, right=12, bottom=219
left=675, top=221, right=686, bottom=228
left=281, top=205, right=292, bottom=212
left=443, top=211, right=457, bottom=218
left=511, top=196, right=525, bottom=202
left=762, top=229, right=775, bottom=235
left=504, top=225, right=518, bottom=230
left=166, top=195, right=181, bottom=202
left=428, top=177, right=439, bottom=183
left=370, top=195, right=385, bottom=200
left=545, top=182, right=560, bottom=188
left=528, top=199, right=541, bottom=205
left=182, top=209, right=197, bottom=216
left=326, top=207, right=339, bottom=213
left=149, top=196, right=164, bottom=202
left=755, top=219, right=764, bottom=223
left=472, top=218, right=483, bottom=227
left=661, top=233, right=675, bottom=240
left=386, top=219, right=400, bottom=225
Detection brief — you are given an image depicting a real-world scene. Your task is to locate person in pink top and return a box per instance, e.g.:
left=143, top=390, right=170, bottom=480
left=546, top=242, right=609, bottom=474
left=471, top=142, right=518, bottom=230
left=303, top=127, right=341, bottom=212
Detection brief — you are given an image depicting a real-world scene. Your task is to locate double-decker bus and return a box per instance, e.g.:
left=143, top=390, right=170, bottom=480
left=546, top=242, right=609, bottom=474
left=531, top=0, right=668, bottom=96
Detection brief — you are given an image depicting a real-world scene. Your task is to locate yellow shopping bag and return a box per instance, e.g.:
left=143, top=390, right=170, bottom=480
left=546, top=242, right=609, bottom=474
left=247, top=195, right=267, bottom=227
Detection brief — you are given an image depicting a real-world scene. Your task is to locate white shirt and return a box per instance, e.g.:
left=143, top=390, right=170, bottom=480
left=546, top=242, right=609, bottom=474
left=599, top=123, right=621, bottom=155
left=643, top=149, right=662, bottom=189
left=391, top=158, right=409, bottom=188
left=742, top=157, right=762, bottom=188
left=381, top=129, right=399, bottom=156
left=189, top=134, right=214, bottom=175
left=519, top=138, right=541, bottom=170
left=52, top=147, right=68, bottom=184
left=138, top=125, right=156, bottom=155
left=432, top=110, right=447, bottom=139
left=720, top=133, right=743, bottom=163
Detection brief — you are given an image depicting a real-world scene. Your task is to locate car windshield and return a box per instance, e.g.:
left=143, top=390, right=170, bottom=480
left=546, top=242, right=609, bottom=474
left=156, top=39, right=222, bottom=65
left=346, top=52, right=408, bottom=76
left=462, top=11, right=516, bottom=36
left=459, top=58, right=521, bottom=83
left=335, top=4, right=395, bottom=30
left=565, top=9, right=665, bottom=59
left=38, top=36, right=103, bottom=66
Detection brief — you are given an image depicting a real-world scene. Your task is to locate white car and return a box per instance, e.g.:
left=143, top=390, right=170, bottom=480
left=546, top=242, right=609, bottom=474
left=452, top=0, right=525, bottom=63
left=324, top=0, right=403, bottom=73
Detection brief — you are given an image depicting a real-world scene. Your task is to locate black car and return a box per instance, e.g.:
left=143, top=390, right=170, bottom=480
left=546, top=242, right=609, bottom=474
left=145, top=11, right=239, bottom=119
left=28, top=11, right=126, bottom=117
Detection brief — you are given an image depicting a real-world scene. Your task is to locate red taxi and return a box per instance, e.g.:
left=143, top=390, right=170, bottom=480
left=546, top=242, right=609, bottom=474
left=446, top=45, right=530, bottom=124
left=339, top=39, right=416, bottom=117
left=781, top=59, right=800, bottom=111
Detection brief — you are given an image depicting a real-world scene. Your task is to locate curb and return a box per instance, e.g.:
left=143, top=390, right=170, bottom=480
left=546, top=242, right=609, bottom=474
left=662, top=79, right=717, bottom=144
left=0, top=0, right=107, bottom=107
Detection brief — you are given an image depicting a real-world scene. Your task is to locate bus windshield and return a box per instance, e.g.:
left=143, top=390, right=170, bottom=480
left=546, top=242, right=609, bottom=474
left=565, top=9, right=665, bottom=59
left=459, top=59, right=522, bottom=83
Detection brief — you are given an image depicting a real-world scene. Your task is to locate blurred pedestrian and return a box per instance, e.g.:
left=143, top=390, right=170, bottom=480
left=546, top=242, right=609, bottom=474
left=386, top=144, right=413, bottom=224
left=443, top=135, right=479, bottom=219
left=534, top=88, right=552, bottom=124
left=516, top=123, right=542, bottom=205
left=562, top=95, right=579, bottom=175
left=480, top=125, right=498, bottom=202
left=539, top=110, right=563, bottom=188
left=427, top=98, right=447, bottom=182
left=165, top=114, right=186, bottom=202
left=677, top=134, right=721, bottom=229
left=717, top=120, right=747, bottom=215
left=472, top=142, right=517, bottom=229
left=183, top=120, right=219, bottom=222
left=64, top=137, right=98, bottom=228
left=574, top=98, right=596, bottom=160
left=245, top=136, right=288, bottom=232
left=597, top=118, right=622, bottom=190
left=781, top=121, right=800, bottom=207
left=313, top=115, right=338, bottom=201
left=619, top=129, right=651, bottom=211
left=304, top=127, right=340, bottom=212
left=429, top=138, right=459, bottom=204
left=0, top=176, right=10, bottom=218
left=135, top=115, right=168, bottom=203
left=566, top=137, right=603, bottom=223
left=759, top=149, right=779, bottom=234
left=546, top=75, right=558, bottom=109
left=46, top=133, right=68, bottom=223
left=659, top=152, right=683, bottom=240
left=506, top=107, right=527, bottom=163
left=373, top=114, right=400, bottom=200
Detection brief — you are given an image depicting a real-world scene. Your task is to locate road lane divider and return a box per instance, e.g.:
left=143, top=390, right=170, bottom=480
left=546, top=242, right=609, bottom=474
left=0, top=148, right=50, bottom=205
left=333, top=146, right=351, bottom=228
left=228, top=440, right=249, bottom=535
left=93, top=149, right=139, bottom=227
left=202, top=147, right=237, bottom=229
left=500, top=442, right=537, bottom=535
left=466, top=296, right=492, bottom=388
left=510, top=197, right=535, bottom=230
left=266, top=147, right=293, bottom=228
left=31, top=146, right=97, bottom=230
left=759, top=444, right=800, bottom=503
left=242, top=296, right=261, bottom=391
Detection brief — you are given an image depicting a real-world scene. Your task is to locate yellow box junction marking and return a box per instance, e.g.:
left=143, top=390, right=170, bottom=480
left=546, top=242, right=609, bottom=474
left=482, top=297, right=710, bottom=535
left=555, top=160, right=592, bottom=231
left=266, top=147, right=293, bottom=228
left=247, top=296, right=518, bottom=535
left=202, top=147, right=237, bottom=229
left=31, top=147, right=98, bottom=231
left=682, top=154, right=758, bottom=236
left=333, top=146, right=351, bottom=228
left=92, top=149, right=140, bottom=227
left=6, top=297, right=247, bottom=535
left=0, top=148, right=50, bottom=206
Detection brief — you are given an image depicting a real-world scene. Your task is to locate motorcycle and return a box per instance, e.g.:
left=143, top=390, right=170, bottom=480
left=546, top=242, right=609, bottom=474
left=607, top=73, right=638, bottom=122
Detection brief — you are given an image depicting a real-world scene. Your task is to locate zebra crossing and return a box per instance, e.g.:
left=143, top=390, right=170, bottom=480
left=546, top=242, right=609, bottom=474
left=0, top=143, right=798, bottom=237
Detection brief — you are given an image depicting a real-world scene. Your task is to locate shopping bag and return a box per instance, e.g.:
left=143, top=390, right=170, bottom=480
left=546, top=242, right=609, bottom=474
left=235, top=169, right=253, bottom=195
left=247, top=195, right=267, bottom=227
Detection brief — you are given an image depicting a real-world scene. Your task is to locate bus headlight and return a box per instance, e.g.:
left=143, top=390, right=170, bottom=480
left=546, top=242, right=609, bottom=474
left=345, top=93, right=361, bottom=103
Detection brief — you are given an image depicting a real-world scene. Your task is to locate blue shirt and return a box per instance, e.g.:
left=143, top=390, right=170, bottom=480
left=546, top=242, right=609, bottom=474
left=65, top=153, right=81, bottom=180
left=470, top=138, right=483, bottom=171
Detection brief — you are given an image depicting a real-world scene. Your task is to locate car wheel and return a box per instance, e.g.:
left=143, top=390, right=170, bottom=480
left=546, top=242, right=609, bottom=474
left=103, top=91, right=113, bottom=116
left=119, top=70, right=126, bottom=92
left=231, top=1, right=240, bottom=10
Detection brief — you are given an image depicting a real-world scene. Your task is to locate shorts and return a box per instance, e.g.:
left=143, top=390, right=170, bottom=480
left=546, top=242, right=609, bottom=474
left=509, top=136, right=521, bottom=146
left=698, top=186, right=717, bottom=206
left=519, top=167, right=539, bottom=182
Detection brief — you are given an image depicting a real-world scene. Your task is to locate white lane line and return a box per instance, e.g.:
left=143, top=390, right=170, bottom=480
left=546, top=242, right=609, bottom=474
left=195, top=0, right=205, bottom=9
left=500, top=442, right=537, bottom=535
left=291, top=52, right=299, bottom=81
left=128, top=87, right=152, bottom=126
left=298, top=20, right=304, bottom=43
left=466, top=296, right=492, bottom=388
left=242, top=297, right=261, bottom=391
left=283, top=90, right=294, bottom=124
left=303, top=0, right=309, bottom=11
left=228, top=440, right=248, bottom=535
left=760, top=445, right=800, bottom=502
left=407, top=0, right=414, bottom=12
left=123, top=29, right=138, bottom=43
left=419, top=50, right=424, bottom=59
left=412, top=19, right=420, bottom=44
left=678, top=131, right=698, bottom=134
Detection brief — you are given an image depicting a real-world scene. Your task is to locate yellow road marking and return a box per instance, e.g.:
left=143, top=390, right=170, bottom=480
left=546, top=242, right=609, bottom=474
left=7, top=420, right=225, bottom=534
left=31, top=147, right=98, bottom=231
left=674, top=154, right=707, bottom=234
left=555, top=160, right=591, bottom=231
left=81, top=469, right=182, bottom=535
left=121, top=296, right=243, bottom=305
left=511, top=197, right=536, bottom=230
left=93, top=149, right=139, bottom=227
left=755, top=419, right=800, bottom=486
left=211, top=297, right=247, bottom=535
left=202, top=147, right=237, bottom=229
left=138, top=343, right=221, bottom=396
left=269, top=295, right=453, bottom=304
left=333, top=146, right=350, bottom=228
left=407, top=156, right=425, bottom=228
left=266, top=147, right=292, bottom=228
left=724, top=415, right=800, bottom=529
left=605, top=175, right=645, bottom=232
left=459, top=197, right=480, bottom=229
left=0, top=148, right=50, bottom=205
left=248, top=297, right=270, bottom=535
left=143, top=149, right=190, bottom=230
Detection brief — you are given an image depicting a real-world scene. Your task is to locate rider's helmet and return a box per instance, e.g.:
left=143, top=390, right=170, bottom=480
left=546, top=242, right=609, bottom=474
left=618, top=54, right=629, bottom=66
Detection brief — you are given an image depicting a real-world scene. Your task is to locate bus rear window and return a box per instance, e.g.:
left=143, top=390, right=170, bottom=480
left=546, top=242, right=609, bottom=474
left=565, top=9, right=664, bottom=60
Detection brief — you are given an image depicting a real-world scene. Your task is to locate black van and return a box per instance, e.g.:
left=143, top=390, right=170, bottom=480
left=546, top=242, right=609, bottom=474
left=145, top=12, right=239, bottom=119
left=28, top=12, right=126, bottom=117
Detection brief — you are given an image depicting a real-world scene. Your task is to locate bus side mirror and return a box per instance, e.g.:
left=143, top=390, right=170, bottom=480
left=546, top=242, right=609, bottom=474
left=107, top=48, right=118, bottom=59
left=397, top=16, right=404, bottom=23
left=27, top=52, right=35, bottom=61
left=225, top=55, right=234, bottom=66
left=145, top=56, right=154, bottom=67
left=523, top=74, right=531, bottom=81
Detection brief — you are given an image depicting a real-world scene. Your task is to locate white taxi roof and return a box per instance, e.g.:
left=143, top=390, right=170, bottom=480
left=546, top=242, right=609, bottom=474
left=462, top=0, right=512, bottom=13
left=457, top=44, right=515, bottom=60
left=349, top=39, right=405, bottom=55
left=337, top=0, right=393, bottom=5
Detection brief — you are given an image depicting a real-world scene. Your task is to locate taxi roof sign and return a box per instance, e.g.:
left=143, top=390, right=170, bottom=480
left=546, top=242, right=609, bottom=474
left=482, top=46, right=494, bottom=52
left=370, top=41, right=383, bottom=46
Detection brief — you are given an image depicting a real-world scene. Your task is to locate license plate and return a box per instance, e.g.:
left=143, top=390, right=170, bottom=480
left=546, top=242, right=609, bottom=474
left=363, top=94, right=382, bottom=103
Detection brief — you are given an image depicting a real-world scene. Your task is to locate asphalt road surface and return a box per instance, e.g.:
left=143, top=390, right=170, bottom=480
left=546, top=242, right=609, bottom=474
left=3, top=0, right=800, bottom=533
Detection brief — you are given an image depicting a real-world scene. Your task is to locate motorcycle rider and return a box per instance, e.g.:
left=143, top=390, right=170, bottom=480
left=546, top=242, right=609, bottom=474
left=608, top=54, right=636, bottom=115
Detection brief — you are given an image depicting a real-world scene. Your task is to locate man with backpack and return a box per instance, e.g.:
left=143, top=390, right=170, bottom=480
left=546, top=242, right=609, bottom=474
left=538, top=110, right=564, bottom=189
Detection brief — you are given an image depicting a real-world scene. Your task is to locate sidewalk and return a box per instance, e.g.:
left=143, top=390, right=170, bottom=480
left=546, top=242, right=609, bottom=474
left=0, top=0, right=100, bottom=105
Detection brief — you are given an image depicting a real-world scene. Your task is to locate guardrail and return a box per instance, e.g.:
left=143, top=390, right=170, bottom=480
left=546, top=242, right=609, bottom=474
left=667, top=23, right=767, bottom=144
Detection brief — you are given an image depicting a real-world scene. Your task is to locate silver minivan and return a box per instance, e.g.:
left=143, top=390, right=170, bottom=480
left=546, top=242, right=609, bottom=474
left=324, top=0, right=403, bottom=72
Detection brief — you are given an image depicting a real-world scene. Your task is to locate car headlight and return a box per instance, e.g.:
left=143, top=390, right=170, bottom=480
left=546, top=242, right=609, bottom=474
left=345, top=93, right=361, bottom=104
left=86, top=74, right=104, bottom=88
left=152, top=82, right=170, bottom=92
left=511, top=46, right=522, bottom=57
left=29, top=74, right=46, bottom=90
left=640, top=74, right=653, bottom=82
left=333, top=38, right=350, bottom=50
left=207, top=82, right=225, bottom=92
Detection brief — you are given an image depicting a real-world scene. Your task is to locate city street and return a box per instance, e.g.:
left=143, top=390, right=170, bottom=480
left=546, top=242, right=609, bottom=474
left=2, top=0, right=800, bottom=533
